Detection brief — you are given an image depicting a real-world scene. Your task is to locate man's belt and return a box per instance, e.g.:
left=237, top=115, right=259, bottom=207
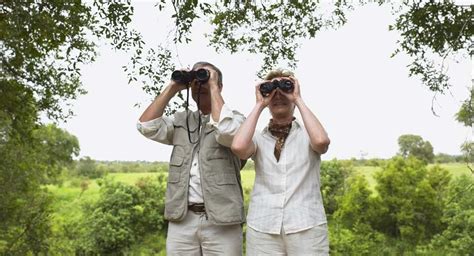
left=188, top=203, right=205, bottom=213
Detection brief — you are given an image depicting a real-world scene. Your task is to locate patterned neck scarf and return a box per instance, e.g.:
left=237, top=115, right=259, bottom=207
left=268, top=117, right=295, bottom=162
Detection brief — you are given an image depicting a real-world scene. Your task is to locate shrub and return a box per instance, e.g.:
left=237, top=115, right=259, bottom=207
left=77, top=174, right=167, bottom=254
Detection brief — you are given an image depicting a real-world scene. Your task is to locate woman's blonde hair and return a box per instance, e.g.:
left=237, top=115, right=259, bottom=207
left=264, top=68, right=295, bottom=81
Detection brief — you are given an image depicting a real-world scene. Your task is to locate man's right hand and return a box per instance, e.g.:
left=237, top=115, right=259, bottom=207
left=169, top=80, right=188, bottom=94
left=169, top=68, right=190, bottom=94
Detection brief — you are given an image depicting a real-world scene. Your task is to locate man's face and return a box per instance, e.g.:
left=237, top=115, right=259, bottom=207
left=190, top=64, right=215, bottom=111
left=268, top=77, right=295, bottom=119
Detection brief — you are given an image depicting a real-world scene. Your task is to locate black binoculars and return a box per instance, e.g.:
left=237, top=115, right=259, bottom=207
left=259, top=79, right=294, bottom=97
left=171, top=68, right=210, bottom=85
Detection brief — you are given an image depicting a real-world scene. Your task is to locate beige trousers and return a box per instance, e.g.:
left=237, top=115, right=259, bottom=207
left=166, top=211, right=243, bottom=256
left=246, top=224, right=329, bottom=256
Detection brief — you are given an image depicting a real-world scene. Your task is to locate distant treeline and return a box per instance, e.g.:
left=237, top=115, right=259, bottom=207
left=69, top=153, right=464, bottom=179
left=68, top=157, right=256, bottom=178
left=349, top=153, right=465, bottom=167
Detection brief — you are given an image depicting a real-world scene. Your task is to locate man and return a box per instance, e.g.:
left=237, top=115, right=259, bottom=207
left=231, top=69, right=331, bottom=255
left=137, top=62, right=245, bottom=255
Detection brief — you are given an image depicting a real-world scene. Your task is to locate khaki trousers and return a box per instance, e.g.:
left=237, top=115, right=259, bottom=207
left=246, top=224, right=329, bottom=256
left=166, top=211, right=242, bottom=256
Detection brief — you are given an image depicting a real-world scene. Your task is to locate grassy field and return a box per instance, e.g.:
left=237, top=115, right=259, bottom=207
left=354, top=163, right=472, bottom=190
left=48, top=163, right=470, bottom=200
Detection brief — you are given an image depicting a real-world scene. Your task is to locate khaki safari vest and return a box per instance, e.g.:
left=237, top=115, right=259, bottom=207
left=165, top=110, right=245, bottom=225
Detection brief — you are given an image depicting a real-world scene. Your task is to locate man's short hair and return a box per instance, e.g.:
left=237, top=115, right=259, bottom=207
left=264, top=68, right=295, bottom=81
left=193, top=61, right=223, bottom=87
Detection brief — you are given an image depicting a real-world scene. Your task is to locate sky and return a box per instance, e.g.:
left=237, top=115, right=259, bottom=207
left=57, top=1, right=472, bottom=162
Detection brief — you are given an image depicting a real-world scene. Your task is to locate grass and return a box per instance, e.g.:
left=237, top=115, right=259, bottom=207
left=107, top=172, right=159, bottom=185
left=435, top=163, right=472, bottom=177
left=354, top=163, right=472, bottom=191
left=353, top=166, right=380, bottom=190
left=241, top=170, right=256, bottom=190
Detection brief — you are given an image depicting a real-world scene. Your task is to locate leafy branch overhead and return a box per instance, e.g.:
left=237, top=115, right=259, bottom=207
left=113, top=0, right=472, bottom=115
left=1, top=1, right=471, bottom=119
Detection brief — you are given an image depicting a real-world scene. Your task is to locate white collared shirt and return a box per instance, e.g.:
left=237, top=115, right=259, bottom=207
left=137, top=104, right=245, bottom=204
left=248, top=119, right=327, bottom=234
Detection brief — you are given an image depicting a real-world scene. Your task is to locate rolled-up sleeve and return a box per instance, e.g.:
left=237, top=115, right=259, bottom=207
left=209, top=104, right=245, bottom=147
left=136, top=116, right=174, bottom=145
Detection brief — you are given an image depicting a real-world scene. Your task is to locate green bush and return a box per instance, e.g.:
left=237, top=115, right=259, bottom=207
left=420, top=174, right=474, bottom=255
left=333, top=175, right=380, bottom=229
left=76, top=174, right=167, bottom=254
left=320, top=159, right=353, bottom=216
left=330, top=222, right=387, bottom=255
left=372, top=157, right=450, bottom=244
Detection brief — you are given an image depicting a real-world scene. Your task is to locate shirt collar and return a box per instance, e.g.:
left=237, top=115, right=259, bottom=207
left=262, top=118, right=301, bottom=135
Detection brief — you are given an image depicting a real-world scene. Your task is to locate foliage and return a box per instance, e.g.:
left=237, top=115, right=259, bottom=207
left=108, top=1, right=474, bottom=115
left=333, top=175, right=380, bottom=229
left=1, top=0, right=143, bottom=120
left=1, top=1, right=93, bottom=120
left=421, top=174, right=474, bottom=255
left=460, top=141, right=474, bottom=167
left=331, top=158, right=454, bottom=253
left=330, top=174, right=389, bottom=255
left=98, top=161, right=169, bottom=173
left=390, top=0, right=472, bottom=94
left=398, top=134, right=435, bottom=163
left=320, top=159, right=352, bottom=216
left=363, top=158, right=387, bottom=167
left=1, top=2, right=137, bottom=252
left=77, top=175, right=167, bottom=254
left=329, top=222, right=387, bottom=256
left=434, top=153, right=463, bottom=163
left=40, top=161, right=468, bottom=254
left=74, top=156, right=105, bottom=179
left=0, top=189, right=54, bottom=255
left=455, top=87, right=473, bottom=127
left=0, top=94, right=79, bottom=255
left=373, top=157, right=450, bottom=244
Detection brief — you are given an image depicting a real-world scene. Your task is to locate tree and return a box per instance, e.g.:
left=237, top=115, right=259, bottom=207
left=75, top=156, right=105, bottom=179
left=1, top=0, right=142, bottom=121
left=373, top=157, right=450, bottom=246
left=0, top=123, right=80, bottom=254
left=320, top=160, right=352, bottom=216
left=398, top=134, right=435, bottom=163
left=333, top=175, right=380, bottom=229
left=1, top=2, right=135, bottom=253
left=422, top=175, right=474, bottom=255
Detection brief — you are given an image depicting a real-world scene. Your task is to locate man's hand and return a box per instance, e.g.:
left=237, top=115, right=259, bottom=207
left=207, top=68, right=220, bottom=92
left=280, top=76, right=302, bottom=103
left=169, top=68, right=190, bottom=94
left=255, top=81, right=276, bottom=108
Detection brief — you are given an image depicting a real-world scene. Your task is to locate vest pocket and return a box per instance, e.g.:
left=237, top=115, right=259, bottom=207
left=168, top=147, right=184, bottom=184
left=168, top=172, right=180, bottom=183
left=216, top=173, right=237, bottom=185
left=170, top=154, right=184, bottom=166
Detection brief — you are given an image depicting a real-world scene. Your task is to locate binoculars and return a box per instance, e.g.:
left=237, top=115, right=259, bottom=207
left=171, top=68, right=210, bottom=85
left=259, top=79, right=294, bottom=97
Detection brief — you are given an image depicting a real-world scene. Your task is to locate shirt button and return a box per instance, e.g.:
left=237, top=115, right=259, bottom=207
left=193, top=163, right=197, bottom=166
